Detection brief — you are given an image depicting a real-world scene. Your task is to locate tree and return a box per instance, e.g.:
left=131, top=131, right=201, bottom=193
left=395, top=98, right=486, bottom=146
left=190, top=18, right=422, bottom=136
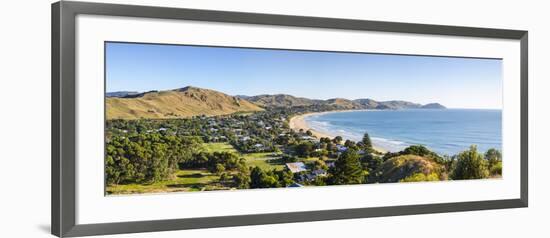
left=219, top=172, right=229, bottom=183
left=485, top=148, right=501, bottom=166
left=276, top=170, right=295, bottom=187
left=344, top=140, right=356, bottom=149
left=281, top=154, right=298, bottom=163
left=450, top=145, right=489, bottom=180
left=233, top=166, right=251, bottom=189
left=362, top=132, right=373, bottom=149
left=484, top=148, right=502, bottom=176
left=213, top=163, right=225, bottom=175
left=306, top=130, right=313, bottom=136
left=295, top=142, right=314, bottom=157
left=361, top=153, right=383, bottom=172
left=329, top=149, right=365, bottom=185
left=250, top=167, right=279, bottom=188
left=332, top=136, right=343, bottom=144
left=313, top=159, right=328, bottom=171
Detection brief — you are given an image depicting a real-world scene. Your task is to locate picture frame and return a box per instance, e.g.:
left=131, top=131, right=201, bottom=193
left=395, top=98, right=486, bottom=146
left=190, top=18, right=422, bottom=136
left=52, top=1, right=528, bottom=237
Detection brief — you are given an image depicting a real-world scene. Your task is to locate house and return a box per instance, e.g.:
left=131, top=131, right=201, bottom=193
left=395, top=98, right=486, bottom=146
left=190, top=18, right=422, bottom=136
left=312, top=169, right=327, bottom=177
left=336, top=145, right=348, bottom=152
left=285, top=162, right=308, bottom=173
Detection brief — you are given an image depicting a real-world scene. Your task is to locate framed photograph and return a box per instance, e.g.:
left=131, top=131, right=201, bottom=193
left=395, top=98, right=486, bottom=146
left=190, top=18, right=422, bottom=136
left=52, top=1, right=528, bottom=237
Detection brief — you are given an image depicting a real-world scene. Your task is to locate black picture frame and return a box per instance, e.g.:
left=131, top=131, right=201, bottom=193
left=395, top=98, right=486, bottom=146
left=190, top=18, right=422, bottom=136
left=52, top=1, right=528, bottom=237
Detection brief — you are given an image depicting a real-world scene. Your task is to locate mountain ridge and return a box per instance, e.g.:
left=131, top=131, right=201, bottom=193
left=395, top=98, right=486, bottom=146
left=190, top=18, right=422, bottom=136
left=242, top=94, right=446, bottom=110
left=106, top=86, right=263, bottom=120
left=107, top=86, right=446, bottom=120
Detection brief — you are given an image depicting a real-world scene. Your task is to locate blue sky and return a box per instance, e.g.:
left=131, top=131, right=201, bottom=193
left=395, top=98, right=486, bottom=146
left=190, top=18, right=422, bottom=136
left=106, top=42, right=502, bottom=109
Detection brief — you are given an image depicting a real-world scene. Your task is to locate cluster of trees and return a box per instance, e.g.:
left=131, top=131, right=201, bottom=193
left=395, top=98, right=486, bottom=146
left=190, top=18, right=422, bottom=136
left=105, top=133, right=203, bottom=185
left=179, top=151, right=246, bottom=174
left=249, top=167, right=295, bottom=188
left=450, top=146, right=502, bottom=180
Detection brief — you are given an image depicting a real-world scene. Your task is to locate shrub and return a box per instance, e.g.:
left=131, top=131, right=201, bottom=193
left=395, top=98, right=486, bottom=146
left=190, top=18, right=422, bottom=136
left=450, top=145, right=489, bottom=180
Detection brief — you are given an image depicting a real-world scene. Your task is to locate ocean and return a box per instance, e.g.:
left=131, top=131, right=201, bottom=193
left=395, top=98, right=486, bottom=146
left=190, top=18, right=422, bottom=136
left=304, top=109, right=502, bottom=156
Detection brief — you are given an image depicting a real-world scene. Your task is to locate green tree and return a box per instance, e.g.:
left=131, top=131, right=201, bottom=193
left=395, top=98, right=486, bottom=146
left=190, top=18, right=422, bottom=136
left=362, top=132, right=373, bottom=149
left=250, top=167, right=280, bottom=188
left=484, top=148, right=502, bottom=176
left=361, top=153, right=383, bottom=172
left=329, top=149, right=364, bottom=185
left=233, top=166, right=251, bottom=189
left=277, top=170, right=295, bottom=187
left=295, top=142, right=314, bottom=157
left=450, top=145, right=489, bottom=180
left=333, top=136, right=343, bottom=144
left=213, top=163, right=225, bottom=175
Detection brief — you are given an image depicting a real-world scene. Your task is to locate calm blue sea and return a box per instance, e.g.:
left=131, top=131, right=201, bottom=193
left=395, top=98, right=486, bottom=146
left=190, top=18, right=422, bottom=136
left=304, top=109, right=502, bottom=156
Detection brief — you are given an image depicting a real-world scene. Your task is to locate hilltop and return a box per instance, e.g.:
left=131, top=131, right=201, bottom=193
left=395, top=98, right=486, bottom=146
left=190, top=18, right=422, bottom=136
left=106, top=86, right=263, bottom=120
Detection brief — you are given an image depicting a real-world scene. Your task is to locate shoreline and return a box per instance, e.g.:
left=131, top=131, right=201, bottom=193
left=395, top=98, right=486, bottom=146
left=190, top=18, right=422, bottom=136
left=288, top=110, right=388, bottom=153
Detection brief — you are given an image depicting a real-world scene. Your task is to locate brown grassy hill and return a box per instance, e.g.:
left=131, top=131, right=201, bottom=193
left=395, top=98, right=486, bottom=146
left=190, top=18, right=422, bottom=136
left=106, top=86, right=263, bottom=120
left=325, top=98, right=363, bottom=109
left=375, top=155, right=446, bottom=183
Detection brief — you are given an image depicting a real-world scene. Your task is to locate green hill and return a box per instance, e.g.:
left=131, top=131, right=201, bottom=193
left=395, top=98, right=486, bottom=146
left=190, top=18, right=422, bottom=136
left=375, top=155, right=446, bottom=183
left=106, top=86, right=263, bottom=120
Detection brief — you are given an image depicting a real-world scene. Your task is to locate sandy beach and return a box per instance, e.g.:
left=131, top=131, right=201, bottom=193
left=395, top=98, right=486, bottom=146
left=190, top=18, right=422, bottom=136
left=288, top=111, right=388, bottom=153
left=288, top=112, right=334, bottom=140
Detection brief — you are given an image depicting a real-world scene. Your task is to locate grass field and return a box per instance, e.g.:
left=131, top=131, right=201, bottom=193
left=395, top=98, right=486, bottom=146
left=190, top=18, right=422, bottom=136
left=203, top=142, right=285, bottom=171
left=242, top=152, right=285, bottom=171
left=201, top=142, right=239, bottom=153
left=106, top=169, right=225, bottom=194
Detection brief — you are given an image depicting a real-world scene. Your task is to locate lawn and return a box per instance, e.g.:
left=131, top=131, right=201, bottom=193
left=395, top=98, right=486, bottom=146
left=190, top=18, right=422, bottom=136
left=242, top=152, right=285, bottom=171
left=201, top=142, right=239, bottom=153
left=203, top=142, right=286, bottom=171
left=106, top=169, right=226, bottom=195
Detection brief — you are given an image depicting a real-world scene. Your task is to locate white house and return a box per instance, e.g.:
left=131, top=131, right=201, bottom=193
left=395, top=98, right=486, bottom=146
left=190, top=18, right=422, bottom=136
left=285, top=162, right=308, bottom=173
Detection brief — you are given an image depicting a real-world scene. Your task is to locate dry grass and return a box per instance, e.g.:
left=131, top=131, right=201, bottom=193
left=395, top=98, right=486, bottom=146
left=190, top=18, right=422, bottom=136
left=106, top=87, right=263, bottom=120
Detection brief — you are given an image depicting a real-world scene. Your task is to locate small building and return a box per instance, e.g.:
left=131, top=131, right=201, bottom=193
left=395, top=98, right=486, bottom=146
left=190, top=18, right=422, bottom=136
left=312, top=169, right=327, bottom=177
left=285, top=162, right=308, bottom=173
left=336, top=145, right=348, bottom=152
